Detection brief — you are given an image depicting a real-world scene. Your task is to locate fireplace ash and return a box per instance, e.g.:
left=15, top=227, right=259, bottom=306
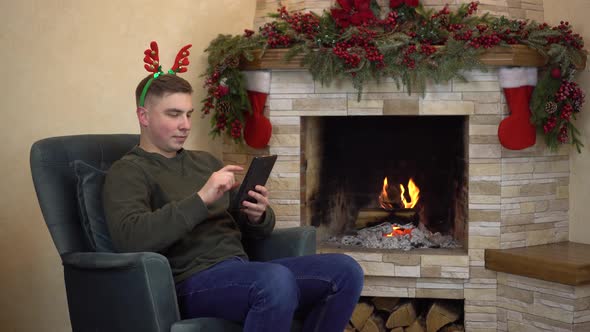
left=327, top=222, right=459, bottom=251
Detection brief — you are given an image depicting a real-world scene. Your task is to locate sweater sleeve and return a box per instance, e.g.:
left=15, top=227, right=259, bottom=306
left=229, top=188, right=276, bottom=239
left=240, top=206, right=276, bottom=240
left=103, top=160, right=209, bottom=253
left=189, top=151, right=276, bottom=240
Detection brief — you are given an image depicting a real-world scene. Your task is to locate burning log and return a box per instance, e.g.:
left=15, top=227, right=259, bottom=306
left=379, top=177, right=421, bottom=210
left=379, top=177, right=402, bottom=209
left=356, top=209, right=391, bottom=229
left=426, top=302, right=461, bottom=332
left=386, top=302, right=417, bottom=329
left=356, top=208, right=418, bottom=229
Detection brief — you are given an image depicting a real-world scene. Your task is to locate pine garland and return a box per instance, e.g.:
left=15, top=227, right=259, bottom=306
left=202, top=1, right=587, bottom=151
left=201, top=33, right=266, bottom=141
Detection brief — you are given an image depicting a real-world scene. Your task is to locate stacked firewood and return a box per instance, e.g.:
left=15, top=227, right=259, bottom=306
left=344, top=297, right=464, bottom=332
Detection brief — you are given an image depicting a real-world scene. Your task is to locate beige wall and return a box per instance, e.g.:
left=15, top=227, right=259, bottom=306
left=543, top=0, right=590, bottom=244
left=0, top=0, right=256, bottom=331
left=1, top=0, right=589, bottom=331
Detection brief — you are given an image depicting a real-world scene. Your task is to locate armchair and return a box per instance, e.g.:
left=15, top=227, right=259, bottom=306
left=30, top=134, right=315, bottom=332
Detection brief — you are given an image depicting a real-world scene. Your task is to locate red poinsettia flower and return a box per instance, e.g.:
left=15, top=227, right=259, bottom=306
left=390, top=0, right=419, bottom=8
left=331, top=0, right=376, bottom=28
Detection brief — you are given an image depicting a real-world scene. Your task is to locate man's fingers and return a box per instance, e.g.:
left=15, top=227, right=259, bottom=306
left=248, top=190, right=268, bottom=205
left=254, top=185, right=269, bottom=197
left=242, top=200, right=265, bottom=213
left=219, top=165, right=244, bottom=173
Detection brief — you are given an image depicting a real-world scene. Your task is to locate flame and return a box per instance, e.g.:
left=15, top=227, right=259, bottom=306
left=379, top=177, right=394, bottom=210
left=379, top=177, right=421, bottom=210
left=384, top=226, right=413, bottom=237
left=400, top=178, right=420, bottom=209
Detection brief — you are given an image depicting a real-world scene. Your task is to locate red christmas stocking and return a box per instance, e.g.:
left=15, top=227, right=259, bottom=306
left=242, top=71, right=272, bottom=149
left=497, top=67, right=538, bottom=150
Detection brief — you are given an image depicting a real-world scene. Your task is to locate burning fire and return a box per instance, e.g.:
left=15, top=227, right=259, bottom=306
left=379, top=177, right=421, bottom=209
left=379, top=177, right=420, bottom=238
left=379, top=177, right=394, bottom=210
left=401, top=178, right=420, bottom=209
left=384, top=226, right=413, bottom=237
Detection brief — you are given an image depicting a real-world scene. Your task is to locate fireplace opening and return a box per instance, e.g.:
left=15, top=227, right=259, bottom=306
left=301, top=116, right=468, bottom=250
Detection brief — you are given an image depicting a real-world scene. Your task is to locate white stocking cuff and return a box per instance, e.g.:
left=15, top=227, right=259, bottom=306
left=242, top=71, right=271, bottom=93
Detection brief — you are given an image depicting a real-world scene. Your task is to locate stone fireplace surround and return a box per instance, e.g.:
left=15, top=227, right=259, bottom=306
left=218, top=66, right=590, bottom=331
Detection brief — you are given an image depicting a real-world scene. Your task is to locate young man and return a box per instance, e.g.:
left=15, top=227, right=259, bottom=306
left=103, top=73, right=364, bottom=332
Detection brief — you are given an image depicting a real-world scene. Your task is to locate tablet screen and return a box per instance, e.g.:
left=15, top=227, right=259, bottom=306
left=230, top=155, right=277, bottom=210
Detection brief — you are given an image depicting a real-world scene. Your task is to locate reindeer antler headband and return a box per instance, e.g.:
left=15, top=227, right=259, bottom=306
left=139, top=41, right=192, bottom=107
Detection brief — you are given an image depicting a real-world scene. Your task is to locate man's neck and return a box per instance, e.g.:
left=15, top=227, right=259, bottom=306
left=138, top=139, right=177, bottom=158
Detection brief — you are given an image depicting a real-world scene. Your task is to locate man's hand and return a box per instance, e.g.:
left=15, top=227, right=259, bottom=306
left=197, top=165, right=243, bottom=205
left=241, top=185, right=270, bottom=224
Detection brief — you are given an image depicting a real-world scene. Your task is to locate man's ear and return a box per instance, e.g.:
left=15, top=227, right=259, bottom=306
left=137, top=107, right=149, bottom=127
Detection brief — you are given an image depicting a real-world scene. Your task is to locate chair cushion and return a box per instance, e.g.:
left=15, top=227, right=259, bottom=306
left=73, top=160, right=115, bottom=252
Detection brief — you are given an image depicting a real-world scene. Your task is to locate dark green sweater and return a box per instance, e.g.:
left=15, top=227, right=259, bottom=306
left=103, top=146, right=275, bottom=283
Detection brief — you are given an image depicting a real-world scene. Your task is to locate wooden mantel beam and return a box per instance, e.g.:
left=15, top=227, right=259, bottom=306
left=240, top=45, right=555, bottom=70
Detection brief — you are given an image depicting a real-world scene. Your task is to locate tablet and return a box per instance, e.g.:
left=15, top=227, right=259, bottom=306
left=230, top=155, right=277, bottom=210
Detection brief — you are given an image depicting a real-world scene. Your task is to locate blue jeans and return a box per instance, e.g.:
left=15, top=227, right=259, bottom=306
left=175, top=253, right=364, bottom=332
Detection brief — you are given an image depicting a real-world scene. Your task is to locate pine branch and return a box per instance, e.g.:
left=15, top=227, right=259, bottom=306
left=201, top=3, right=587, bottom=151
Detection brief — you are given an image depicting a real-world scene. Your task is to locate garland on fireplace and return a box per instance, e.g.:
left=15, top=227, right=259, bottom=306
left=202, top=0, right=586, bottom=152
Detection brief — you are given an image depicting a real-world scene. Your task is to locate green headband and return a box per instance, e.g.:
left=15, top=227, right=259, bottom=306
left=139, top=69, right=178, bottom=107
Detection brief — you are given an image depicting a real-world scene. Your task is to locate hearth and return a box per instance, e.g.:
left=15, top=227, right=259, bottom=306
left=301, top=116, right=468, bottom=250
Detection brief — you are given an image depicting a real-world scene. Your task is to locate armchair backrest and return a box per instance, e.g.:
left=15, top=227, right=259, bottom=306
left=30, top=134, right=139, bottom=255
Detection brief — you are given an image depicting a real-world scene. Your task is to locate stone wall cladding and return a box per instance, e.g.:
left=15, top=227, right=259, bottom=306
left=221, top=67, right=569, bottom=331
left=497, top=273, right=590, bottom=331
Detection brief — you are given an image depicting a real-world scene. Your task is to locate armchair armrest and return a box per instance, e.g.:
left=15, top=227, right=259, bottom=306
left=171, top=317, right=242, bottom=332
left=245, top=226, right=316, bottom=262
left=62, top=252, right=180, bottom=332
left=171, top=317, right=303, bottom=332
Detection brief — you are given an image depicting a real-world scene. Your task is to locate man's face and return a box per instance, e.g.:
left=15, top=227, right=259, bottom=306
left=138, top=92, right=193, bottom=158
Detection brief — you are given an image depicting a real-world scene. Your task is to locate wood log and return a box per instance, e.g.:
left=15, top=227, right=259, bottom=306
left=426, top=302, right=461, bottom=332
left=351, top=302, right=375, bottom=330
left=360, top=314, right=387, bottom=332
left=344, top=322, right=357, bottom=332
left=356, top=209, right=418, bottom=229
left=390, top=209, right=419, bottom=226
left=405, top=318, right=426, bottom=332
left=439, top=324, right=465, bottom=332
left=386, top=302, right=417, bottom=328
left=356, top=209, right=391, bottom=229
left=390, top=327, right=405, bottom=332
left=371, top=297, right=400, bottom=313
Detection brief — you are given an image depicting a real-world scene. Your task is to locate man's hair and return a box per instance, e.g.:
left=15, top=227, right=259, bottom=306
left=135, top=74, right=193, bottom=107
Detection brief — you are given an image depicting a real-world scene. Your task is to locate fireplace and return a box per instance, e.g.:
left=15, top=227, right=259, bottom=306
left=301, top=115, right=468, bottom=250
left=222, top=67, right=573, bottom=332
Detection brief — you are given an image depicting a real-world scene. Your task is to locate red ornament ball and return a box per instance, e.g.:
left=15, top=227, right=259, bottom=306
left=551, top=67, right=562, bottom=79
